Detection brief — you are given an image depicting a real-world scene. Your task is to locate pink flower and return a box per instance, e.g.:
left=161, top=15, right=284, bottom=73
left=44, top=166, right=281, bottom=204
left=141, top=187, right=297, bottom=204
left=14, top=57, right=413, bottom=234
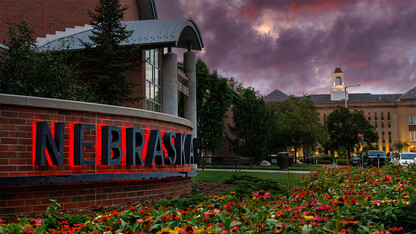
left=252, top=190, right=271, bottom=200
left=231, top=225, right=239, bottom=233
left=390, top=227, right=404, bottom=232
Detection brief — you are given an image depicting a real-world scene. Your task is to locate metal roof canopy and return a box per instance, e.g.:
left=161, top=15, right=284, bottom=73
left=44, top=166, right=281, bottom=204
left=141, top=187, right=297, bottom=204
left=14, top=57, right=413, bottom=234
left=38, top=18, right=204, bottom=52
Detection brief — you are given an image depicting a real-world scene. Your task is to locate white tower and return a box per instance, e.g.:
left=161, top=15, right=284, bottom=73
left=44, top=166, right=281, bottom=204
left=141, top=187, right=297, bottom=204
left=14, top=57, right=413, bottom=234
left=330, top=67, right=346, bottom=101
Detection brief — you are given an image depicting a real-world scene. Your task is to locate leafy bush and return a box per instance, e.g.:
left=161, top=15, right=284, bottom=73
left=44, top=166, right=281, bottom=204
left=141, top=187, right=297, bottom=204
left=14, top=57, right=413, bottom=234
left=224, top=175, right=288, bottom=198
left=336, top=159, right=348, bottom=165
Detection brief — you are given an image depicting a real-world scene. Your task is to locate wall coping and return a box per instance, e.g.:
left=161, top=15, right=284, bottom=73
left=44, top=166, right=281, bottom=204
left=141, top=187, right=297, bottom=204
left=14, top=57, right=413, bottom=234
left=0, top=93, right=193, bottom=128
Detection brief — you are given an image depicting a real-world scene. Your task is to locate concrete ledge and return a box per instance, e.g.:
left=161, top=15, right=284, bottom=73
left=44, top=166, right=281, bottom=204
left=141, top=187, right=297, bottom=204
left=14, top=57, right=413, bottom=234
left=0, top=93, right=192, bottom=128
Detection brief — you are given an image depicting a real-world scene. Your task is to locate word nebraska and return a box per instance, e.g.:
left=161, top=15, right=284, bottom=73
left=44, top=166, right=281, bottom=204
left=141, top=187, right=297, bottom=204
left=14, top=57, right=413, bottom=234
left=35, top=122, right=198, bottom=167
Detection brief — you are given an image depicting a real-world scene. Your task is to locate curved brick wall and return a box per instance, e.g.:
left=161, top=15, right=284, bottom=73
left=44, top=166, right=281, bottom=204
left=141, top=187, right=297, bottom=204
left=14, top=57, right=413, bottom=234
left=0, top=94, right=195, bottom=215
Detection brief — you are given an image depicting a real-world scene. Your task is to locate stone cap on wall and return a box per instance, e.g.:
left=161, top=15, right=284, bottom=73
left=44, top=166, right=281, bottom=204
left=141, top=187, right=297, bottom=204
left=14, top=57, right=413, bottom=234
left=0, top=93, right=193, bottom=129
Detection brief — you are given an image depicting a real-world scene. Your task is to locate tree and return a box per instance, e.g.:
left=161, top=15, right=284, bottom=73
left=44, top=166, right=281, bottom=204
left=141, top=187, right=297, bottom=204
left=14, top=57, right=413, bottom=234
left=326, top=106, right=378, bottom=159
left=77, top=0, right=140, bottom=105
left=0, top=21, right=88, bottom=100
left=393, top=141, right=410, bottom=153
left=230, top=87, right=275, bottom=160
left=276, top=96, right=326, bottom=162
left=196, top=59, right=233, bottom=156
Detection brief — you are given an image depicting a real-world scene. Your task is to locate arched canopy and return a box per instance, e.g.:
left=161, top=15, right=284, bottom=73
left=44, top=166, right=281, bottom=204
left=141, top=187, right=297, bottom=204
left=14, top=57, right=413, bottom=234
left=37, top=18, right=204, bottom=51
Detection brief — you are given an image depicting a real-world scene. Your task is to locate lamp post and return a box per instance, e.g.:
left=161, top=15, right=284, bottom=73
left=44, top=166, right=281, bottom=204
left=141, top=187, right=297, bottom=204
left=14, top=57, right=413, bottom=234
left=344, top=84, right=360, bottom=108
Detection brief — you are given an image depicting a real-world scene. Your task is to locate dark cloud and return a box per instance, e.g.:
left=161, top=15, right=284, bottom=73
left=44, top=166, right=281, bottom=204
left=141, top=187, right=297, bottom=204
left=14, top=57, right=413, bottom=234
left=155, top=0, right=416, bottom=96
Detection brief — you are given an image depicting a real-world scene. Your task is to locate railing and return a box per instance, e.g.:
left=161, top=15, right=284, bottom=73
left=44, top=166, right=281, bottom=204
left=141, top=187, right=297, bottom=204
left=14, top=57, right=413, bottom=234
left=200, top=157, right=254, bottom=171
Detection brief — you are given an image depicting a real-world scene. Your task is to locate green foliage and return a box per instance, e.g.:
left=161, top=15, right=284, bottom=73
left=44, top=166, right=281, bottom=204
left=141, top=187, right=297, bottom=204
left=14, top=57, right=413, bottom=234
left=230, top=87, right=276, bottom=159
left=276, top=96, right=327, bottom=162
left=224, top=175, right=289, bottom=198
left=77, top=0, right=141, bottom=105
left=196, top=59, right=233, bottom=155
left=156, top=194, right=210, bottom=210
left=43, top=199, right=90, bottom=229
left=326, top=106, right=378, bottom=158
left=336, top=159, right=348, bottom=165
left=392, top=141, right=410, bottom=153
left=0, top=21, right=91, bottom=101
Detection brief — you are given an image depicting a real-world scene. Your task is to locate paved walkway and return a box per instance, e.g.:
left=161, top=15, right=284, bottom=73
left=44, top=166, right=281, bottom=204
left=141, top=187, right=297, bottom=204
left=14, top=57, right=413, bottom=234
left=197, top=168, right=311, bottom=174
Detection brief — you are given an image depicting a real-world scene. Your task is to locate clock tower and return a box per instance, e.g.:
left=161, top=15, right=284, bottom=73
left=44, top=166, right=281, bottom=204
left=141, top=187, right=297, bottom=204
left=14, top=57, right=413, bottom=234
left=330, top=67, right=346, bottom=101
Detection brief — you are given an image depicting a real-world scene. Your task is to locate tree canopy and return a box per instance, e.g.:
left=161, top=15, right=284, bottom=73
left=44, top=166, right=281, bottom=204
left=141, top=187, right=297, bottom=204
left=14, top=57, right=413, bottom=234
left=77, top=0, right=141, bottom=105
left=230, top=87, right=276, bottom=160
left=0, top=21, right=89, bottom=100
left=326, top=106, right=378, bottom=158
left=393, top=141, right=410, bottom=153
left=276, top=96, right=326, bottom=162
left=196, top=59, right=233, bottom=155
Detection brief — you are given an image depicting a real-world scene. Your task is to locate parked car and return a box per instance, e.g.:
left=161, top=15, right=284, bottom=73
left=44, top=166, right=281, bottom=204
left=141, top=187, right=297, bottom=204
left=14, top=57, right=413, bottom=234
left=350, top=157, right=360, bottom=166
left=362, top=150, right=387, bottom=167
left=398, top=152, right=416, bottom=166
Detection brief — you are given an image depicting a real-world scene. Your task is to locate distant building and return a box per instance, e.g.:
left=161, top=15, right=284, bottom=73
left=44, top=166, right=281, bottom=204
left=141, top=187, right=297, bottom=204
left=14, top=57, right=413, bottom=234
left=265, top=67, right=416, bottom=153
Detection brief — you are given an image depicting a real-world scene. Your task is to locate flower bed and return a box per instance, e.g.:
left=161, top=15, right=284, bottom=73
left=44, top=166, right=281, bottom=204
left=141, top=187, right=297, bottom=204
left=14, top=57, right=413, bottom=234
left=1, top=165, right=415, bottom=233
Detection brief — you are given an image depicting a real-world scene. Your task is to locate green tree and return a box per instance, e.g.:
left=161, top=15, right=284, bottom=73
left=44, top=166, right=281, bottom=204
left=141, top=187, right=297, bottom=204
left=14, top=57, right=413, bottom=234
left=0, top=21, right=88, bottom=100
left=276, top=96, right=326, bottom=163
left=393, top=141, right=410, bottom=153
left=326, top=106, right=378, bottom=159
left=78, top=0, right=140, bottom=105
left=230, top=87, right=275, bottom=160
left=196, top=59, right=233, bottom=156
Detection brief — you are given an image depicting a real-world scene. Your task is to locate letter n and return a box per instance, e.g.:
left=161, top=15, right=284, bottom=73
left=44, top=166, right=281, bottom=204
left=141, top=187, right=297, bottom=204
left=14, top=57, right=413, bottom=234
left=35, top=122, right=64, bottom=166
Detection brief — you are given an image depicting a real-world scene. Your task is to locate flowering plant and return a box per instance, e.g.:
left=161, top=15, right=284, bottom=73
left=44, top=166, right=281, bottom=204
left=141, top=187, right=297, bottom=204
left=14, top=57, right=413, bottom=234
left=1, top=164, right=415, bottom=233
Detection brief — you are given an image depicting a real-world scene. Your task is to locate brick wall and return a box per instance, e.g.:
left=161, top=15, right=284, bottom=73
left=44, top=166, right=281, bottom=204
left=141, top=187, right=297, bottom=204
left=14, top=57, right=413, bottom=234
left=0, top=94, right=195, bottom=215
left=0, top=0, right=140, bottom=42
left=1, top=177, right=192, bottom=215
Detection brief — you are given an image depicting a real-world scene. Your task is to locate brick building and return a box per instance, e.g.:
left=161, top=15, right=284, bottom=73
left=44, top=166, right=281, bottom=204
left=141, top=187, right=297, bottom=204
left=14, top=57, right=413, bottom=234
left=265, top=67, right=416, bottom=153
left=0, top=0, right=203, bottom=215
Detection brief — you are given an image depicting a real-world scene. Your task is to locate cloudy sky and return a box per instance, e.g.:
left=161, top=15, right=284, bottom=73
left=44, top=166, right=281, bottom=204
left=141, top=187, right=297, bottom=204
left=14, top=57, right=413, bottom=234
left=156, top=0, right=416, bottom=96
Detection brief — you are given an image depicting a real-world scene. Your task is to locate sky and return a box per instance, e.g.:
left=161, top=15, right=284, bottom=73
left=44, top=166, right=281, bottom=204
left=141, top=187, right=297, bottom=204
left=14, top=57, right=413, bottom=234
left=155, top=0, right=416, bottom=96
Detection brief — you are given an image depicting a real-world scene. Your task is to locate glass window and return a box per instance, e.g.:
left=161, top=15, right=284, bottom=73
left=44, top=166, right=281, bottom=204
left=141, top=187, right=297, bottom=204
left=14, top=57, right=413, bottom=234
left=409, top=116, right=416, bottom=125
left=145, top=49, right=161, bottom=112
left=410, top=131, right=416, bottom=141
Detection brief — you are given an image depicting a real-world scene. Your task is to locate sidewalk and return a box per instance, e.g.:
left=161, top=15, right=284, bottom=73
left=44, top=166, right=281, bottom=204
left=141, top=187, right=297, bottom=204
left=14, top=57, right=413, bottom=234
left=197, top=168, right=311, bottom=174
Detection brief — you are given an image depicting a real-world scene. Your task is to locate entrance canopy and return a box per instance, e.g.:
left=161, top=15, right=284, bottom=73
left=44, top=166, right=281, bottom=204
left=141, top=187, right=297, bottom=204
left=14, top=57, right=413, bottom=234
left=37, top=18, right=204, bottom=51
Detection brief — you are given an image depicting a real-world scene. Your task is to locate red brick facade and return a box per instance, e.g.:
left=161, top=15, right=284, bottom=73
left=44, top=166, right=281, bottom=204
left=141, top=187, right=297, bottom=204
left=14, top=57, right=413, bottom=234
left=0, top=95, right=195, bottom=215
left=1, top=178, right=192, bottom=215
left=0, top=0, right=139, bottom=42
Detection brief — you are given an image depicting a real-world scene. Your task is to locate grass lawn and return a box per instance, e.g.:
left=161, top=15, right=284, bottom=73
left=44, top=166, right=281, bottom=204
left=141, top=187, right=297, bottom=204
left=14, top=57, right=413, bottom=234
left=201, top=163, right=323, bottom=171
left=192, top=170, right=305, bottom=185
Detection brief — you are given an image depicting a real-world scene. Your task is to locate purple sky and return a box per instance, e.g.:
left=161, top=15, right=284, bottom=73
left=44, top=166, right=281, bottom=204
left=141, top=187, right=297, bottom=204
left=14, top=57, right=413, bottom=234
left=156, top=0, right=416, bottom=96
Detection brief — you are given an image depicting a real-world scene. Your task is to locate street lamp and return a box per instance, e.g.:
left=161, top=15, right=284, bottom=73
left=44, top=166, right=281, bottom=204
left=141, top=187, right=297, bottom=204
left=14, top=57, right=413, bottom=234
left=344, top=84, right=360, bottom=108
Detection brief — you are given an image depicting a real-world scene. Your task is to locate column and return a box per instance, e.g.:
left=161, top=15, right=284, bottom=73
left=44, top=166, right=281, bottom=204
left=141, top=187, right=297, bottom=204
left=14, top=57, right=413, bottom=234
left=184, top=51, right=197, bottom=138
left=162, top=50, right=178, bottom=116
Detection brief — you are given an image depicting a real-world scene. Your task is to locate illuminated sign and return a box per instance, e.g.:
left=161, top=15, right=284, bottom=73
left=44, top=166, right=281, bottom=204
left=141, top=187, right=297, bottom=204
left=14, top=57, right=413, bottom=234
left=34, top=122, right=198, bottom=167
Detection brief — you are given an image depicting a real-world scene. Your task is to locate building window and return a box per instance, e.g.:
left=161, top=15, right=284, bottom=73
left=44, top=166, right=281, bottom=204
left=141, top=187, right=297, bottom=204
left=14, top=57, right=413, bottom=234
left=324, top=113, right=327, bottom=122
left=374, top=112, right=378, bottom=120
left=368, top=112, right=371, bottom=121
left=410, top=131, right=416, bottom=141
left=145, top=49, right=161, bottom=112
left=387, top=112, right=390, bottom=120
left=381, top=112, right=384, bottom=120
left=375, top=121, right=378, bottom=128
left=409, top=116, right=416, bottom=125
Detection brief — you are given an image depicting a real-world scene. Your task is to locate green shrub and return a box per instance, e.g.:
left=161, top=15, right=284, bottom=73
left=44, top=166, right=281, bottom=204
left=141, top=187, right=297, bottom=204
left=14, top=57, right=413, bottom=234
left=224, top=175, right=288, bottom=198
left=336, top=159, right=348, bottom=165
